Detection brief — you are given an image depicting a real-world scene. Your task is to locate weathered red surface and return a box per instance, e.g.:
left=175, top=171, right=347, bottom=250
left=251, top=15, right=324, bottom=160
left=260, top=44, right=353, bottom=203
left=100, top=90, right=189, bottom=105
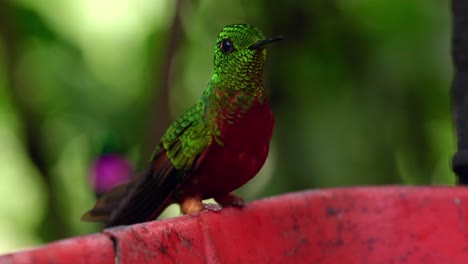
left=0, top=233, right=114, bottom=264
left=2, top=187, right=468, bottom=263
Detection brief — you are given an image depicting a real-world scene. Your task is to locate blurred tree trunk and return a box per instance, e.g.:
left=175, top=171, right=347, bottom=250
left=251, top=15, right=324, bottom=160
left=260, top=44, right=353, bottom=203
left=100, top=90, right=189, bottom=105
left=0, top=2, right=69, bottom=239
left=145, top=0, right=185, bottom=158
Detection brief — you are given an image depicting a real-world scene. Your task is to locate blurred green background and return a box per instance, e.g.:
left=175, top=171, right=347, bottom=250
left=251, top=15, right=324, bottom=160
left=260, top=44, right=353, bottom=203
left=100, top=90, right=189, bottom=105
left=0, top=0, right=454, bottom=253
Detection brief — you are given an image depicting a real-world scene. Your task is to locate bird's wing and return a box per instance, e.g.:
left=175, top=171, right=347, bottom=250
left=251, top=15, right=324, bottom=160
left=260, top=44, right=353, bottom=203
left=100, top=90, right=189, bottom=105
left=81, top=104, right=212, bottom=227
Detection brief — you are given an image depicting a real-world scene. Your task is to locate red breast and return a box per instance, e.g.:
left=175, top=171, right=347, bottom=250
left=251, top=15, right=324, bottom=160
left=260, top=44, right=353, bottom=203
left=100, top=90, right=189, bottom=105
left=182, top=97, right=274, bottom=198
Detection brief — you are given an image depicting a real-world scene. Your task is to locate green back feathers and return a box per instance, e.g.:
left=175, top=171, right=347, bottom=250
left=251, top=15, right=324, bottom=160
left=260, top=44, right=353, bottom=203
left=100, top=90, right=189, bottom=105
left=161, top=101, right=212, bottom=171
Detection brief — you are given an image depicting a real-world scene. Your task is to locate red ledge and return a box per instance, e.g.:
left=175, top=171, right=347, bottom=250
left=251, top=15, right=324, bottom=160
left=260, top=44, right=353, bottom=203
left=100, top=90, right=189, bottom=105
left=1, top=186, right=468, bottom=263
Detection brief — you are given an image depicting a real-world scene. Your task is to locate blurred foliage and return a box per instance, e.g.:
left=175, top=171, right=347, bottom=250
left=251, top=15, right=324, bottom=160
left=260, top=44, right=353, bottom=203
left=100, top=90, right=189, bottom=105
left=0, top=0, right=454, bottom=253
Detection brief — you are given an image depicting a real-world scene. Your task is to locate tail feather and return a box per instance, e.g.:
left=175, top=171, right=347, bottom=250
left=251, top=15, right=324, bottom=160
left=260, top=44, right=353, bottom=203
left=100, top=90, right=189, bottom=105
left=81, top=183, right=132, bottom=223
left=81, top=149, right=190, bottom=227
left=81, top=114, right=208, bottom=227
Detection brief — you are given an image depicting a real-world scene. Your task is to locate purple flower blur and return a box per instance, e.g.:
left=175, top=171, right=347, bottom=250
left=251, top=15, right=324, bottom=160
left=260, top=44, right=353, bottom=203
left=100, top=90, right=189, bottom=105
left=90, top=154, right=133, bottom=194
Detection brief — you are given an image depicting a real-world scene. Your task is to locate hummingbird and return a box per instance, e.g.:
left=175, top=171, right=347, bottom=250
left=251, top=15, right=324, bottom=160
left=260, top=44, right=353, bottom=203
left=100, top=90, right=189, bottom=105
left=81, top=24, right=283, bottom=227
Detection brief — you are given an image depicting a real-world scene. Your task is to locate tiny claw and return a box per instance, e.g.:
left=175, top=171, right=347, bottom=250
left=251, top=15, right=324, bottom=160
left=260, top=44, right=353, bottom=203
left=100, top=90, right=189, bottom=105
left=231, top=197, right=245, bottom=207
left=214, top=193, right=246, bottom=208
left=203, top=203, right=223, bottom=212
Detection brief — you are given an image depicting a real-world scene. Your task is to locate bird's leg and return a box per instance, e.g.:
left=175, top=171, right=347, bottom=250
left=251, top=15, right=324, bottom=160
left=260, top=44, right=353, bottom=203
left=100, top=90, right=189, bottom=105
left=214, top=192, right=245, bottom=207
left=180, top=195, right=203, bottom=214
left=180, top=195, right=222, bottom=214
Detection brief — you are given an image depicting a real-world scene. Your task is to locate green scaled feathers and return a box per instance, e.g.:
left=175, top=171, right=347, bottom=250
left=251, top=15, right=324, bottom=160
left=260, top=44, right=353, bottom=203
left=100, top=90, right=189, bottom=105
left=160, top=101, right=212, bottom=171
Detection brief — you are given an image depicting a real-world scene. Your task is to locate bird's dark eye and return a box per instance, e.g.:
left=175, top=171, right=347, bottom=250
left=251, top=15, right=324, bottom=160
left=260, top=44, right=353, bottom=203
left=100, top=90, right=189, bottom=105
left=220, top=39, right=234, bottom=54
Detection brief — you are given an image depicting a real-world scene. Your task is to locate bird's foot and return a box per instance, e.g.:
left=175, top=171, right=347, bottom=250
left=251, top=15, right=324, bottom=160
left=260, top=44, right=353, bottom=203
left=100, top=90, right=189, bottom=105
left=203, top=203, right=223, bottom=212
left=231, top=196, right=245, bottom=207
left=181, top=193, right=244, bottom=215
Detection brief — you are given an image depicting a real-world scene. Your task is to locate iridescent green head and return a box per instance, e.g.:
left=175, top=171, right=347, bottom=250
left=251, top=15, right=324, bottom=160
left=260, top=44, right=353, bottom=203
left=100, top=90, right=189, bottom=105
left=212, top=24, right=283, bottom=88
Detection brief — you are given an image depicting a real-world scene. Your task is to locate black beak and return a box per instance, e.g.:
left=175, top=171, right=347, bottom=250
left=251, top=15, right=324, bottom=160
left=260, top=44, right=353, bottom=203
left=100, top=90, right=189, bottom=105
left=248, top=35, right=284, bottom=50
